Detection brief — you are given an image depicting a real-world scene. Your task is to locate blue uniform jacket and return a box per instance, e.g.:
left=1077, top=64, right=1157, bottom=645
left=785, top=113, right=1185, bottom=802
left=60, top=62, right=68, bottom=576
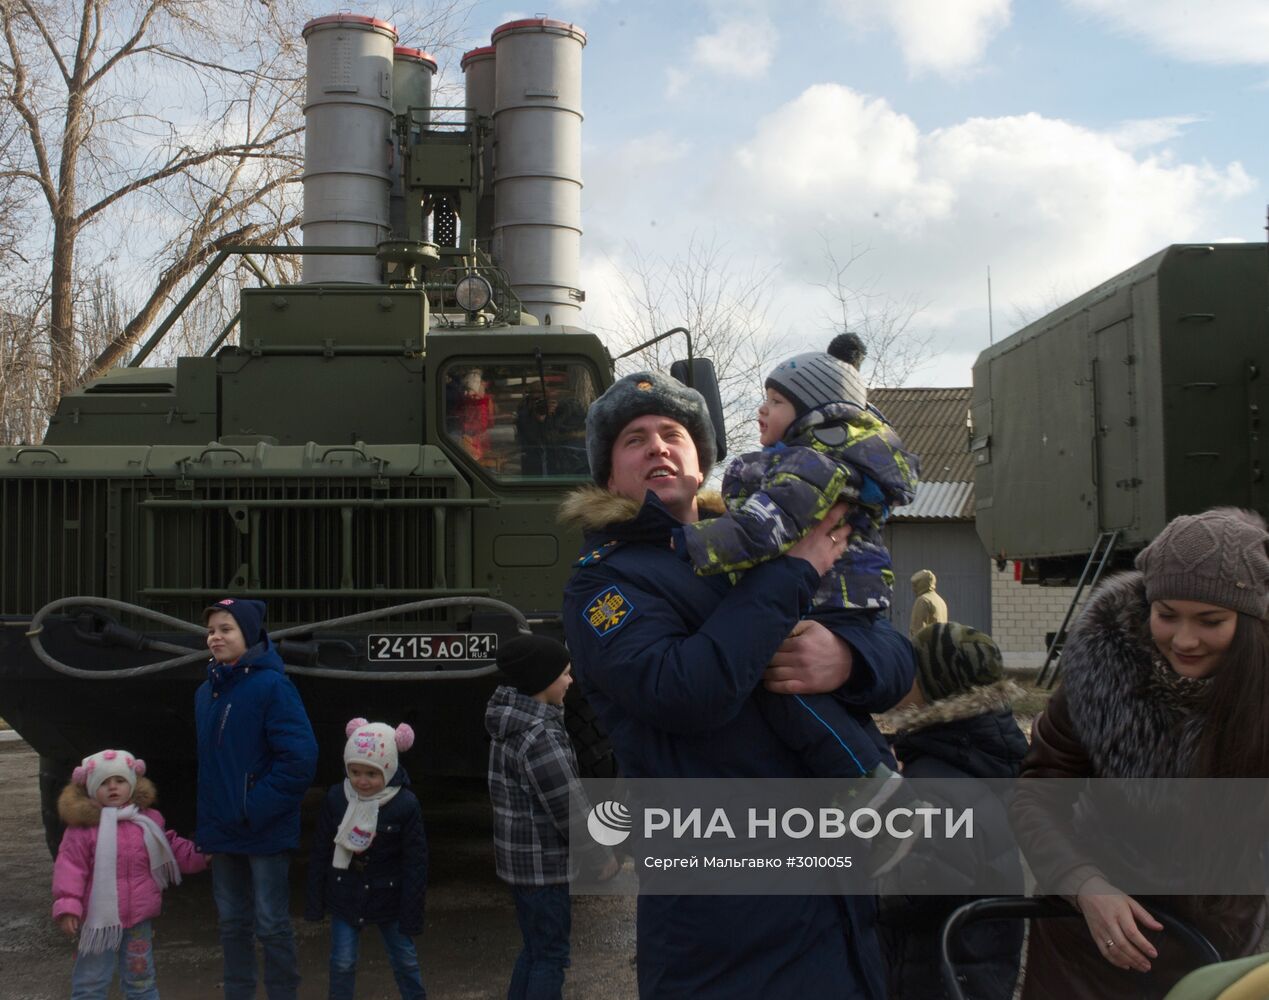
left=194, top=638, right=318, bottom=854
left=305, top=767, right=429, bottom=936
left=560, top=485, right=916, bottom=1000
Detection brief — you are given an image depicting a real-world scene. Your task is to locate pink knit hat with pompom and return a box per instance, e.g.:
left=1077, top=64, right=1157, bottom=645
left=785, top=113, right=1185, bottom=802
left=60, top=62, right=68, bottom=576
left=343, top=719, right=414, bottom=782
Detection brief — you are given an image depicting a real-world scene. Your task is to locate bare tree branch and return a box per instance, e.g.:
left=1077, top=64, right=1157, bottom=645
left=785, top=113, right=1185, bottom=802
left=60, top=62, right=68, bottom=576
left=76, top=127, right=301, bottom=225
left=0, top=0, right=476, bottom=436
left=816, top=233, right=938, bottom=388
left=599, top=233, right=782, bottom=454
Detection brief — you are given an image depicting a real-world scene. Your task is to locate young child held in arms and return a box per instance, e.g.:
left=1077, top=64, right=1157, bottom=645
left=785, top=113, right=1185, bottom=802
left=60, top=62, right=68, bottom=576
left=306, top=718, right=428, bottom=1000
left=680, top=333, right=924, bottom=874
left=53, top=748, right=208, bottom=999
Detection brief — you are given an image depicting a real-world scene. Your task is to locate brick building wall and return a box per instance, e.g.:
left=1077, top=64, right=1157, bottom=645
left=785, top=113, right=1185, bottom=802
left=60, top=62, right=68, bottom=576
left=990, top=561, right=1080, bottom=669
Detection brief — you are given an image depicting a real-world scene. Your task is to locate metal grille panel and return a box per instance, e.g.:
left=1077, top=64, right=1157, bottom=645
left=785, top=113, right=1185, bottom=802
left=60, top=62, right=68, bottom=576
left=1, top=477, right=463, bottom=626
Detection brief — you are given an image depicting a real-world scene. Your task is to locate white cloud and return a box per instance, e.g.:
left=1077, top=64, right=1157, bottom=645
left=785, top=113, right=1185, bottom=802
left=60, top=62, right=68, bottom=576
left=717, top=84, right=1255, bottom=356
left=664, top=66, right=690, bottom=99
left=1067, top=0, right=1269, bottom=65
left=1103, top=115, right=1202, bottom=151
left=691, top=18, right=778, bottom=77
left=830, top=0, right=1011, bottom=75
left=583, top=131, right=693, bottom=243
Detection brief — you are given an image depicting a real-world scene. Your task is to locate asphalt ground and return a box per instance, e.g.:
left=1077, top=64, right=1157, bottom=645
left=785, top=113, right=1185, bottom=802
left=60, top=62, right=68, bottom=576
left=0, top=738, right=637, bottom=999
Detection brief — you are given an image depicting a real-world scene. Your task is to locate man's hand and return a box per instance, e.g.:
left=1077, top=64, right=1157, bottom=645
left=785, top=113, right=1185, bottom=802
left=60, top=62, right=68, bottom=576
left=763, top=620, right=854, bottom=694
left=786, top=502, right=852, bottom=576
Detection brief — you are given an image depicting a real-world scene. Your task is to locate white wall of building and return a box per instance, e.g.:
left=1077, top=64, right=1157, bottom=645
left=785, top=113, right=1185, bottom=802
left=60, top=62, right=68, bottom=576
left=990, top=562, right=1080, bottom=669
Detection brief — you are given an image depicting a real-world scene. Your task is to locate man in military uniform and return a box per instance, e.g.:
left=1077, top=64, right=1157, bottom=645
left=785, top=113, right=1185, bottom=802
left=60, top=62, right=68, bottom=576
left=560, top=371, right=916, bottom=999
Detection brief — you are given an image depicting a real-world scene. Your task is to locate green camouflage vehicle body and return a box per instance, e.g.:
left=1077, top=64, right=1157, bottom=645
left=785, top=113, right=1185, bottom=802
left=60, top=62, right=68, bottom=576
left=2, top=15, right=732, bottom=849
left=0, top=270, right=621, bottom=838
left=971, top=242, right=1269, bottom=579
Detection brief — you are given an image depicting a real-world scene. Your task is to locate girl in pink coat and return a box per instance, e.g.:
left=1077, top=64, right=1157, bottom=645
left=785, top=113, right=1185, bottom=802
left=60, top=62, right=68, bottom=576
left=52, top=748, right=208, bottom=999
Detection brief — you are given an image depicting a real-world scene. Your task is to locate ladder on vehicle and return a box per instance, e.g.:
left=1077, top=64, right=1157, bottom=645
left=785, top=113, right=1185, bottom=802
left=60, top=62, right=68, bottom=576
left=1036, top=530, right=1120, bottom=689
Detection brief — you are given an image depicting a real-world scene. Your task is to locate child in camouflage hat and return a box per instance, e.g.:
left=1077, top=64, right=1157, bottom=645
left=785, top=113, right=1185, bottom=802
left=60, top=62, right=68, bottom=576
left=878, top=622, right=1028, bottom=1000
left=678, top=334, right=923, bottom=876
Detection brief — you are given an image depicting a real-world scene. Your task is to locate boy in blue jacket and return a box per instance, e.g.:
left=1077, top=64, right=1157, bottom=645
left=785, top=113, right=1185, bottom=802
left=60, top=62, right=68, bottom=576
left=195, top=598, right=318, bottom=1000
left=306, top=718, right=428, bottom=1000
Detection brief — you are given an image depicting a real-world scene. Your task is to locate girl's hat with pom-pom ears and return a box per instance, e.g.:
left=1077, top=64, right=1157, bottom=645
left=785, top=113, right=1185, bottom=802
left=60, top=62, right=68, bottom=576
left=343, top=718, right=415, bottom=781
left=73, top=748, right=145, bottom=800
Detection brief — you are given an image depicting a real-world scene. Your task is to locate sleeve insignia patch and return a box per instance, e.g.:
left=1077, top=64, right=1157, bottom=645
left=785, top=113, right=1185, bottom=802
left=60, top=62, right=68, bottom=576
left=584, top=586, right=636, bottom=637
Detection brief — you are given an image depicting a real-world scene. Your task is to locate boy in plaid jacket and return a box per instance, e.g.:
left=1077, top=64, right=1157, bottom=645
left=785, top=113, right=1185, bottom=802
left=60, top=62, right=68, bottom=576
left=486, top=635, right=615, bottom=1000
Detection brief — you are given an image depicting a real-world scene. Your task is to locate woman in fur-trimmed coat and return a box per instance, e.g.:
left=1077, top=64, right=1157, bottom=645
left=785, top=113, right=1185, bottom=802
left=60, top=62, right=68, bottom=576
left=1011, top=508, right=1269, bottom=1000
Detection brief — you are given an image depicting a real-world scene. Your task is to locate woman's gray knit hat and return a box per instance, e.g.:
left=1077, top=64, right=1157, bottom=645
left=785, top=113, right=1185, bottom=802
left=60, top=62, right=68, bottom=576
left=1134, top=507, right=1269, bottom=618
left=586, top=371, right=716, bottom=486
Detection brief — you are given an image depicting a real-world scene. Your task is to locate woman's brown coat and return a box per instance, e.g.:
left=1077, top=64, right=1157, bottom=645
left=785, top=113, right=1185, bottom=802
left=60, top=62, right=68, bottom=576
left=1011, top=572, right=1266, bottom=1000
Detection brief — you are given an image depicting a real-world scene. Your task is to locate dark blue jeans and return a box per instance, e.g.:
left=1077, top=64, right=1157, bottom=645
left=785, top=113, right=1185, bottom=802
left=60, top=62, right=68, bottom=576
left=210, top=852, right=300, bottom=1000
left=508, top=884, right=571, bottom=1000
left=329, top=917, right=426, bottom=1000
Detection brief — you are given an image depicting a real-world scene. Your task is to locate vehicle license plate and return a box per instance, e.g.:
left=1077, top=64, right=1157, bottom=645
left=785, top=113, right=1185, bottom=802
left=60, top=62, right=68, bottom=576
left=367, top=633, right=498, bottom=662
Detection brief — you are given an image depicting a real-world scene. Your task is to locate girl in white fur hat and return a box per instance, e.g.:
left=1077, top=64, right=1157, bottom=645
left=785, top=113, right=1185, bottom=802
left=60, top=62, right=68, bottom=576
left=305, top=718, right=429, bottom=1000
left=51, top=748, right=208, bottom=999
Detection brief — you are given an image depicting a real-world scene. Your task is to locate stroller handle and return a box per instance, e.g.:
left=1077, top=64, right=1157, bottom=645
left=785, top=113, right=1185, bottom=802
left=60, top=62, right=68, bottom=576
left=938, top=896, right=1222, bottom=1000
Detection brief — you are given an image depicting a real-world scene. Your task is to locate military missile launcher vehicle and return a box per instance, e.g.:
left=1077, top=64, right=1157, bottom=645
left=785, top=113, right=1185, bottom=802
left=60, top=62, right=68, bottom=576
left=972, top=241, right=1268, bottom=582
left=0, top=14, right=726, bottom=849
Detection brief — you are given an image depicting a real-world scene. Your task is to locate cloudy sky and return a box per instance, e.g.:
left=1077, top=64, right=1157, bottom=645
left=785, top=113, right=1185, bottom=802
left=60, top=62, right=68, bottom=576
left=463, top=0, right=1268, bottom=386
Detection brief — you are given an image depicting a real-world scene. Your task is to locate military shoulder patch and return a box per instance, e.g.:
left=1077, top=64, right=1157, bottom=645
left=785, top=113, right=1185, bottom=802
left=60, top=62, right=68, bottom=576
left=584, top=585, right=637, bottom=638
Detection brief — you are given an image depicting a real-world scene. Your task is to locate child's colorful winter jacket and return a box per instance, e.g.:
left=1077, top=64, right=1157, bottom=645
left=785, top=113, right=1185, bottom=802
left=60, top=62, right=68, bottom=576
left=51, top=777, right=207, bottom=928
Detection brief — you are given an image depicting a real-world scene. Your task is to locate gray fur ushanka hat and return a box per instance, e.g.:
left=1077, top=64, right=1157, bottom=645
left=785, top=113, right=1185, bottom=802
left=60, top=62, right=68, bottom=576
left=586, top=371, right=717, bottom=486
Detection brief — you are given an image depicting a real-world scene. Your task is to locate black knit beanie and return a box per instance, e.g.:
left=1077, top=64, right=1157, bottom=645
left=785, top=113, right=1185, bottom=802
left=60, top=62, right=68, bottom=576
left=914, top=622, right=1003, bottom=702
left=1135, top=507, right=1269, bottom=618
left=495, top=634, right=570, bottom=696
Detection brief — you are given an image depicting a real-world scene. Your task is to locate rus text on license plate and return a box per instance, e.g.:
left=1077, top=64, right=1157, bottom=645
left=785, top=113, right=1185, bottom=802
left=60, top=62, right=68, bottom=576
left=367, top=633, right=498, bottom=662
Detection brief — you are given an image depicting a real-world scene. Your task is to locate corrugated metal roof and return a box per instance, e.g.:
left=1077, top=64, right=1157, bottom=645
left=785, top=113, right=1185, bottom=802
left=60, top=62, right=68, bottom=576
left=870, top=387, right=974, bottom=482
left=870, top=387, right=975, bottom=520
left=894, top=479, right=974, bottom=520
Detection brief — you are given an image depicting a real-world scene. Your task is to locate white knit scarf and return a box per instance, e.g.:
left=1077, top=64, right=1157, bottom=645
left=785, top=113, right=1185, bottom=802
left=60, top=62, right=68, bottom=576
left=332, top=779, right=400, bottom=870
left=81, top=805, right=180, bottom=955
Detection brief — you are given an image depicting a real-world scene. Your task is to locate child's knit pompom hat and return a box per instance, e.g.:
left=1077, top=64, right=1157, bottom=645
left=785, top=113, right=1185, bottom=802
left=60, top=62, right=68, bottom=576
left=344, top=719, right=415, bottom=782
left=73, top=749, right=145, bottom=800
left=765, top=333, right=868, bottom=419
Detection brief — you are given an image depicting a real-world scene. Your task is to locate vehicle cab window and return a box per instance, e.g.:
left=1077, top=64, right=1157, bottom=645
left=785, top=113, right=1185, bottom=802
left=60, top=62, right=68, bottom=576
left=442, top=361, right=596, bottom=480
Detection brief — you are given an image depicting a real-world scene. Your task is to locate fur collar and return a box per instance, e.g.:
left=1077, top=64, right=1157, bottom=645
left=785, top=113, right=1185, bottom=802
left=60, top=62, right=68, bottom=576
left=1059, top=571, right=1207, bottom=778
left=558, top=484, right=725, bottom=533
left=877, top=679, right=1026, bottom=736
left=58, top=777, right=157, bottom=827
